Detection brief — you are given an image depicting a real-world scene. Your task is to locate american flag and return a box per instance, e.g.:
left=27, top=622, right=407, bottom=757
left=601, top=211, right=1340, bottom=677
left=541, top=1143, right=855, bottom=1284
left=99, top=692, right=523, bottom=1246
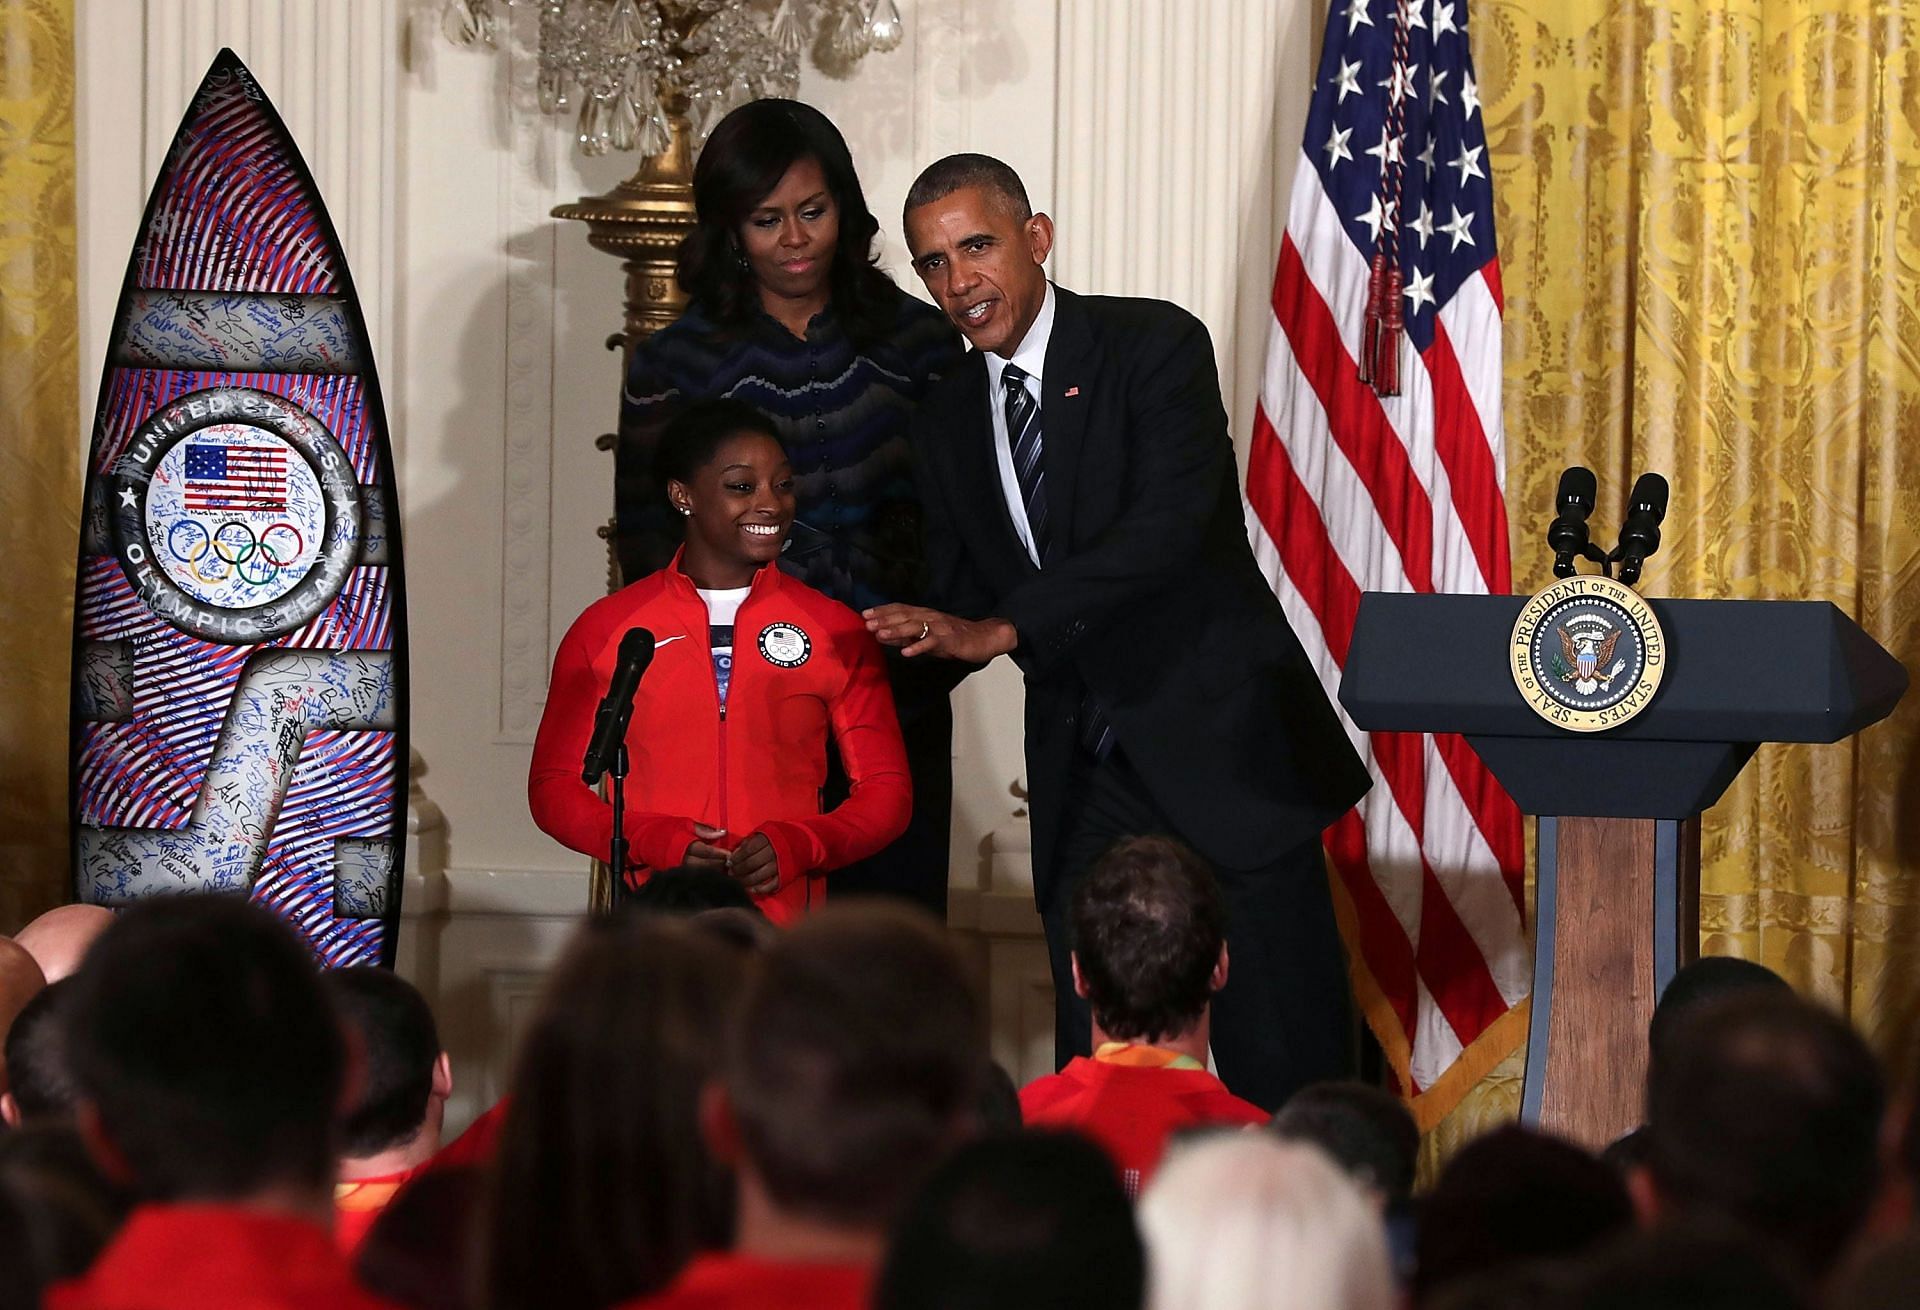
left=1244, top=0, right=1529, bottom=1124
left=184, top=443, right=287, bottom=513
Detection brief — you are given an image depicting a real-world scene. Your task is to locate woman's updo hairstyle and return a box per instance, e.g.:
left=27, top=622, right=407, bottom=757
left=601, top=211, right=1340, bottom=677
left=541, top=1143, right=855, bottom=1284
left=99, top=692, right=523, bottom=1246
left=676, top=98, right=897, bottom=344
left=653, top=398, right=784, bottom=488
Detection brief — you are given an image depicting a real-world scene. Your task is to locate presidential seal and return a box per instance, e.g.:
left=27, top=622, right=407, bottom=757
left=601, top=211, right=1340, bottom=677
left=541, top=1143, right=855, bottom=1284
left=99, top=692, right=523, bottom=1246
left=1510, top=574, right=1665, bottom=732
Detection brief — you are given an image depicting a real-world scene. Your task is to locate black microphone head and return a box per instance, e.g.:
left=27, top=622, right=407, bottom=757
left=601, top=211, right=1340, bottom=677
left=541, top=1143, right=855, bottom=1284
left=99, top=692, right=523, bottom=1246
left=619, top=627, right=656, bottom=666
left=1556, top=466, right=1598, bottom=518
left=1628, top=472, right=1669, bottom=523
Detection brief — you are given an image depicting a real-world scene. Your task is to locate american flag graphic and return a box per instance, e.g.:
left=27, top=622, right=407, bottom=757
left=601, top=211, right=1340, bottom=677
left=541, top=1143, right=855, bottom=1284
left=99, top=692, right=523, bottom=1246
left=1244, top=0, right=1529, bottom=1123
left=184, top=443, right=287, bottom=512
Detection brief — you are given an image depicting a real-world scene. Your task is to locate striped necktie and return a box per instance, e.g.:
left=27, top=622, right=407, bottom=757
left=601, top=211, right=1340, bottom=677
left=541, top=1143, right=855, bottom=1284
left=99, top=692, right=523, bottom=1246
left=1000, top=363, right=1114, bottom=760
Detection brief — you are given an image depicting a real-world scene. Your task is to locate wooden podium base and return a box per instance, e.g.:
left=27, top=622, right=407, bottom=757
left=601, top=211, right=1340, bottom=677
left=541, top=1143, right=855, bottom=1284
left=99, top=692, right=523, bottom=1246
left=1520, top=815, right=1700, bottom=1147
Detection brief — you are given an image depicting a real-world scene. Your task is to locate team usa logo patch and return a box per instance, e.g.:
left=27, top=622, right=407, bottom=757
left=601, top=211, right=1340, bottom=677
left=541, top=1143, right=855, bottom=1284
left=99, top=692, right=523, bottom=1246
left=1510, top=574, right=1666, bottom=732
left=757, top=622, right=811, bottom=668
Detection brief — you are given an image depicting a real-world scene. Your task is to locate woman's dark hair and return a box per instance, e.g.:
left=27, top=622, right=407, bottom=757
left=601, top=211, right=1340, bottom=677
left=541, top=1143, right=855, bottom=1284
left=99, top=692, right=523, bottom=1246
left=480, top=917, right=746, bottom=1310
left=651, top=397, right=783, bottom=487
left=677, top=98, right=898, bottom=342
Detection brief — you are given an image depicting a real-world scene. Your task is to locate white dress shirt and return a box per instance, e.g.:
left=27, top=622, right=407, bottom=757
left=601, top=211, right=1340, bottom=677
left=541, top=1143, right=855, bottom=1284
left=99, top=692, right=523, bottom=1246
left=982, top=283, right=1057, bottom=567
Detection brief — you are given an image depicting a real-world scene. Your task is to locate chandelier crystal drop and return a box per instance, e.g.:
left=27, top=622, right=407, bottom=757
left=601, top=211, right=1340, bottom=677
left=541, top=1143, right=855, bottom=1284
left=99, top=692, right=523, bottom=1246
left=445, top=0, right=907, bottom=157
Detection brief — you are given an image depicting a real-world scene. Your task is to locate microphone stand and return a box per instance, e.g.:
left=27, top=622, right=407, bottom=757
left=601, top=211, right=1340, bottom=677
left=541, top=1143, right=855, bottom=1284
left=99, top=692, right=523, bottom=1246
left=607, top=741, right=630, bottom=913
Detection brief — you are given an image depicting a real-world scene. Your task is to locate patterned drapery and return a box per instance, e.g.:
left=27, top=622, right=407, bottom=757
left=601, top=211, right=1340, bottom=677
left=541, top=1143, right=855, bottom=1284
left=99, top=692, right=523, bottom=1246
left=0, top=0, right=78, bottom=932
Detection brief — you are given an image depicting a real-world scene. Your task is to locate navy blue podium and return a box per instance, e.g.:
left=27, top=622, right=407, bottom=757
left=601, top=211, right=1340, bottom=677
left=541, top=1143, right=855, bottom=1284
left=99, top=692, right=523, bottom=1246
left=1341, top=593, right=1905, bottom=1145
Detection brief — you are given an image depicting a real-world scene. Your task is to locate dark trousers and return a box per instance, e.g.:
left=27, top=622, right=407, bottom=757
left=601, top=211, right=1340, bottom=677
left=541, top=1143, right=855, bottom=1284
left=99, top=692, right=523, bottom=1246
left=1040, top=748, right=1355, bottom=1112
left=823, top=688, right=954, bottom=921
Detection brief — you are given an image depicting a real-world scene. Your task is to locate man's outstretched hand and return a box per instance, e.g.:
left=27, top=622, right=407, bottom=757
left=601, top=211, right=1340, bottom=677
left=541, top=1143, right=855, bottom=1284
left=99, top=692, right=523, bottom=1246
left=863, top=605, right=1017, bottom=662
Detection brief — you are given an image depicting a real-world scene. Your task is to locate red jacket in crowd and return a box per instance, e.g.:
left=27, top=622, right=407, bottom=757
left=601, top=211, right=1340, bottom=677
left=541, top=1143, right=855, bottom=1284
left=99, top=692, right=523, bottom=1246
left=529, top=557, right=910, bottom=923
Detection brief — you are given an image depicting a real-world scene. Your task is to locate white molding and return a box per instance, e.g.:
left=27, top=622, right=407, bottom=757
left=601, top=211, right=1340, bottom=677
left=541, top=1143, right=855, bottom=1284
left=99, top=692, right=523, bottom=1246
left=495, top=4, right=559, bottom=742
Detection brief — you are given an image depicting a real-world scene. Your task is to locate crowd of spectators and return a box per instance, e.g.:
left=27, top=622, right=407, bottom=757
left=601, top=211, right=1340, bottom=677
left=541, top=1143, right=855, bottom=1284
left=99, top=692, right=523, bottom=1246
left=1, top=838, right=1914, bottom=1310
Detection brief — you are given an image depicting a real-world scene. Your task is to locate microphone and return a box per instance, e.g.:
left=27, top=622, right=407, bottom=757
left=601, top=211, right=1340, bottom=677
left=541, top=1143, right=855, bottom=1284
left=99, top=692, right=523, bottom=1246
left=581, top=628, right=655, bottom=786
left=1614, top=473, right=1669, bottom=587
left=1546, top=466, right=1598, bottom=578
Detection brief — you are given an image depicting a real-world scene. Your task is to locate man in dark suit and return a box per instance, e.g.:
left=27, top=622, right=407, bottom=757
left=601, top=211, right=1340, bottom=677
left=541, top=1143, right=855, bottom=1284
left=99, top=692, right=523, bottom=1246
left=864, top=154, right=1371, bottom=1110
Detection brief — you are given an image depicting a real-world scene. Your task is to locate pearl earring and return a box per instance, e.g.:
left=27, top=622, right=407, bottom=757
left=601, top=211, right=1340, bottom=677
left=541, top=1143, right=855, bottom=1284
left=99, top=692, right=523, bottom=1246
left=678, top=506, right=692, bottom=516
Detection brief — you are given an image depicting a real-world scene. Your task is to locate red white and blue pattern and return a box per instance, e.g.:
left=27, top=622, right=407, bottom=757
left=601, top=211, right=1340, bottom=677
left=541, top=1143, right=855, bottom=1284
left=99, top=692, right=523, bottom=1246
left=74, top=51, right=403, bottom=969
left=1244, top=0, right=1528, bottom=1116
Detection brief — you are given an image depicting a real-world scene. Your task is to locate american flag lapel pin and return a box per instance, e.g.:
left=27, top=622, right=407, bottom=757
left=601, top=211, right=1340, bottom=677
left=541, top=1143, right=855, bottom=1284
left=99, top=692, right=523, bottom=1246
left=1063, top=385, right=1080, bottom=398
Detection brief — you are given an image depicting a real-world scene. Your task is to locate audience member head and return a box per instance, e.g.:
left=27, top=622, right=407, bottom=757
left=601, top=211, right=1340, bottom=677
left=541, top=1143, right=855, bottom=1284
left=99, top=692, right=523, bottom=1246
left=1069, top=836, right=1227, bottom=1052
left=323, top=967, right=451, bottom=1173
left=1826, top=1229, right=1920, bottom=1310
left=0, top=935, right=46, bottom=1094
left=1269, top=1080, right=1420, bottom=1206
left=3, top=979, right=79, bottom=1127
left=626, top=866, right=761, bottom=918
left=13, top=904, right=115, bottom=983
left=62, top=894, right=344, bottom=1204
left=0, top=1124, right=133, bottom=1309
left=1564, top=1220, right=1806, bottom=1310
left=1641, top=990, right=1883, bottom=1282
left=976, top=1061, right=1022, bottom=1133
left=1139, top=1134, right=1393, bottom=1310
left=356, top=1164, right=487, bottom=1310
left=903, top=153, right=1052, bottom=358
left=1414, top=1125, right=1633, bottom=1305
left=678, top=97, right=896, bottom=340
left=873, top=1130, right=1142, bottom=1310
left=483, top=915, right=744, bottom=1310
left=1647, top=955, right=1792, bottom=1061
left=712, top=902, right=985, bottom=1248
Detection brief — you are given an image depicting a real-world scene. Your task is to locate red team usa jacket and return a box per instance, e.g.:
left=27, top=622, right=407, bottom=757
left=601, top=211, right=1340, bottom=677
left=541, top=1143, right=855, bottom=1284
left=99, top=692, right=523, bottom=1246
left=529, top=556, right=911, bottom=923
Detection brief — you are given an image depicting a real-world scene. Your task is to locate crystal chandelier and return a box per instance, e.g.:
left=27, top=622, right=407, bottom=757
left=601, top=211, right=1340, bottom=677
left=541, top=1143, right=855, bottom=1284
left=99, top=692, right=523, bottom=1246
left=441, top=0, right=907, bottom=158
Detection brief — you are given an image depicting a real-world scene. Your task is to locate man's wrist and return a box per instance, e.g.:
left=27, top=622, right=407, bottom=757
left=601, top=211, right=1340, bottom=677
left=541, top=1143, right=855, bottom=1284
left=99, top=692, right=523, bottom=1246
left=984, top=617, right=1019, bottom=657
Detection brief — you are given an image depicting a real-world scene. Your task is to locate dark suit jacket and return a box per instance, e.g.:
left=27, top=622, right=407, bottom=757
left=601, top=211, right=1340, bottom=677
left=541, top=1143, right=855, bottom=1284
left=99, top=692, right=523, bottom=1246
left=912, top=286, right=1370, bottom=899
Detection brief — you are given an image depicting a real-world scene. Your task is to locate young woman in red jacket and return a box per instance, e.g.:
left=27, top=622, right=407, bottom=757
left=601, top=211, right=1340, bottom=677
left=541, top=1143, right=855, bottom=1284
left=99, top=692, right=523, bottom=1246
left=529, top=399, right=911, bottom=923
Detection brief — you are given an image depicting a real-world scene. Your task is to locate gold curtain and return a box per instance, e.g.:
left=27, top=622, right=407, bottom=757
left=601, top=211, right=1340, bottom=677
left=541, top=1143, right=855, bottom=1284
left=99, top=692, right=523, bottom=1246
left=1419, top=0, right=1920, bottom=1160
left=0, top=0, right=78, bottom=933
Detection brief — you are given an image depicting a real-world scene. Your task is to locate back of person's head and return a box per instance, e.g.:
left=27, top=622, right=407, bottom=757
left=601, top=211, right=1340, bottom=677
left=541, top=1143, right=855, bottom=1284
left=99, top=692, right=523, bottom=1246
left=484, top=915, right=743, bottom=1310
left=1270, top=1080, right=1420, bottom=1204
left=323, top=967, right=446, bottom=1161
left=1826, top=1230, right=1920, bottom=1310
left=1071, top=836, right=1225, bottom=1044
left=3, top=979, right=79, bottom=1127
left=874, top=1131, right=1142, bottom=1310
left=625, top=866, right=761, bottom=918
left=1565, top=1220, right=1807, bottom=1310
left=62, top=894, right=343, bottom=1200
left=723, top=902, right=984, bottom=1230
left=0, top=935, right=46, bottom=1085
left=1644, top=990, right=1883, bottom=1281
left=12, top=904, right=115, bottom=984
left=1139, top=1135, right=1393, bottom=1310
left=1648, top=955, right=1792, bottom=1060
left=1414, top=1125, right=1633, bottom=1305
left=976, top=1061, right=1022, bottom=1132
left=0, top=1123, right=133, bottom=1308
left=356, top=1164, right=487, bottom=1310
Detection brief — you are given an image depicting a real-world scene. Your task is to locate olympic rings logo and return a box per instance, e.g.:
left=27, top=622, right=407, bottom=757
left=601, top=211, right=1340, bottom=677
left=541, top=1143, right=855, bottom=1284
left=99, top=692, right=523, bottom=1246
left=168, top=518, right=306, bottom=587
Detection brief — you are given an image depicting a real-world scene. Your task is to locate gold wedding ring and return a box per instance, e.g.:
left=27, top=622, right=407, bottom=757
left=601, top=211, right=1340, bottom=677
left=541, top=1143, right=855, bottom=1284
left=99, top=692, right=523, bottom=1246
left=919, top=620, right=931, bottom=641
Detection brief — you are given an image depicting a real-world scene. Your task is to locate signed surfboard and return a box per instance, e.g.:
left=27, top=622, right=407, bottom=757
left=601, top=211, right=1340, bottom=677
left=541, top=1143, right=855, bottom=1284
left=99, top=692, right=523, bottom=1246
left=70, top=49, right=408, bottom=967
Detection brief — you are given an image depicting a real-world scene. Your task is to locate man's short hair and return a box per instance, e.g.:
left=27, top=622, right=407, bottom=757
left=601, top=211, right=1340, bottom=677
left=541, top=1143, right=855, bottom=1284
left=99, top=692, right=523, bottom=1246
left=1645, top=990, right=1883, bottom=1280
left=726, top=903, right=984, bottom=1227
left=1269, top=1080, right=1420, bottom=1203
left=4, top=980, right=80, bottom=1124
left=873, top=1131, right=1142, bottom=1310
left=903, top=152, right=1032, bottom=223
left=64, top=895, right=345, bottom=1199
left=322, top=967, right=441, bottom=1159
left=1070, top=836, right=1225, bottom=1044
left=1647, top=956, right=1791, bottom=1062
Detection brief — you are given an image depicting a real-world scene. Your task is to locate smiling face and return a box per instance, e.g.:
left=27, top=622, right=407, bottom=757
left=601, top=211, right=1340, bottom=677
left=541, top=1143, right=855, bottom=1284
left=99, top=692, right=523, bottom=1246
left=905, top=184, right=1054, bottom=357
left=669, top=432, right=796, bottom=590
left=738, top=155, right=839, bottom=316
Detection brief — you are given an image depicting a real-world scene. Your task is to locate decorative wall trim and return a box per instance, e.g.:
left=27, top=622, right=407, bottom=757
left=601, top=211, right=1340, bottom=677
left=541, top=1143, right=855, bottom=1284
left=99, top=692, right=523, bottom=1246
left=495, top=5, right=559, bottom=742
